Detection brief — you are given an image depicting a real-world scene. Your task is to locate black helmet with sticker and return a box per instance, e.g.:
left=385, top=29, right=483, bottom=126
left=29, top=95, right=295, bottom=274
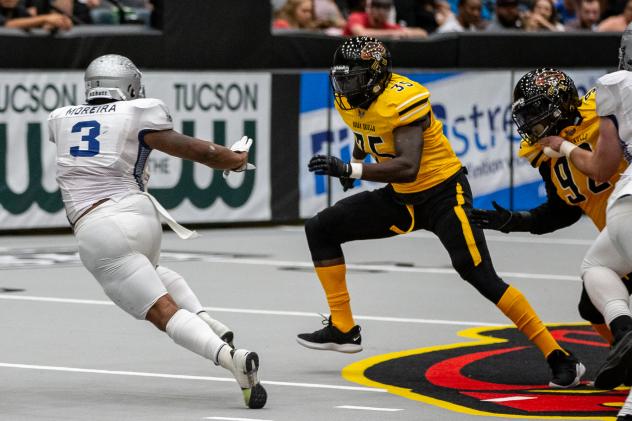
left=512, top=68, right=580, bottom=144
left=330, top=36, right=392, bottom=110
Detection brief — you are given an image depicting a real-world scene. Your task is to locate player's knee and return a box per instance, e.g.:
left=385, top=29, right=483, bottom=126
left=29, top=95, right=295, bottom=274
left=305, top=215, right=322, bottom=241
left=459, top=260, right=508, bottom=304
left=305, top=214, right=344, bottom=262
left=578, top=287, right=605, bottom=324
left=146, top=294, right=179, bottom=331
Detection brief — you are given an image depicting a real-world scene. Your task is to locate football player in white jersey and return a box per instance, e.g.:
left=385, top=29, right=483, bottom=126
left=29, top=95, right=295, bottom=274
left=48, top=54, right=266, bottom=409
left=539, top=24, right=632, bottom=420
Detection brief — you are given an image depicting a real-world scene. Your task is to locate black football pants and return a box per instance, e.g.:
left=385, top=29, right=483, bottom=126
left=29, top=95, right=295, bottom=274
left=305, top=169, right=510, bottom=304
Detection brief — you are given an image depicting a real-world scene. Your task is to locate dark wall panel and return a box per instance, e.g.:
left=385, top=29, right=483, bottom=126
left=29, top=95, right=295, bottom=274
left=271, top=74, right=300, bottom=221
left=457, top=33, right=620, bottom=68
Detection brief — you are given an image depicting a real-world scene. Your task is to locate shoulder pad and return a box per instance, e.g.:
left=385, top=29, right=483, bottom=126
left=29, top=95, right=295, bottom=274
left=595, top=71, right=629, bottom=117
left=48, top=106, right=71, bottom=120
left=129, top=97, right=168, bottom=110
left=597, top=70, right=629, bottom=87
left=384, top=75, right=431, bottom=124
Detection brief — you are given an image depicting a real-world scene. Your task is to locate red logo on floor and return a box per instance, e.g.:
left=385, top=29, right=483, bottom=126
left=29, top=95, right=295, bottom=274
left=343, top=324, right=627, bottom=419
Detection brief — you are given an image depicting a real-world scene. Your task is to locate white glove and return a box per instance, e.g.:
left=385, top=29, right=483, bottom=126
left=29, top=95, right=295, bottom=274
left=223, top=136, right=256, bottom=179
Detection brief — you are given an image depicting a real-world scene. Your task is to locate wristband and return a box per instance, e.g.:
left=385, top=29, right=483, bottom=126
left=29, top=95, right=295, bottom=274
left=351, top=157, right=364, bottom=164
left=543, top=146, right=564, bottom=158
left=560, top=141, right=578, bottom=158
left=350, top=162, right=363, bottom=179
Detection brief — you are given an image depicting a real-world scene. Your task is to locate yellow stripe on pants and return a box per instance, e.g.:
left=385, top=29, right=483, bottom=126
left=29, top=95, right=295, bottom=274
left=453, top=182, right=482, bottom=266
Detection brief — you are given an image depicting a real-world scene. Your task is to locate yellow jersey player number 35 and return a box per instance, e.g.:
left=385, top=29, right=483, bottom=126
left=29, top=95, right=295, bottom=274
left=298, top=36, right=585, bottom=390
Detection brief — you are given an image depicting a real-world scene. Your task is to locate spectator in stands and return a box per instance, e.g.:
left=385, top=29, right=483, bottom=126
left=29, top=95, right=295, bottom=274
left=485, top=0, right=524, bottom=30
left=315, top=0, right=346, bottom=25
left=437, top=0, right=486, bottom=32
left=564, top=0, right=600, bottom=30
left=0, top=0, right=73, bottom=30
left=523, top=0, right=565, bottom=30
left=273, top=0, right=318, bottom=29
left=597, top=0, right=632, bottom=30
left=554, top=0, right=574, bottom=22
left=394, top=0, right=455, bottom=34
left=346, top=0, right=367, bottom=13
left=314, top=0, right=347, bottom=34
left=52, top=0, right=102, bottom=24
left=344, top=0, right=428, bottom=38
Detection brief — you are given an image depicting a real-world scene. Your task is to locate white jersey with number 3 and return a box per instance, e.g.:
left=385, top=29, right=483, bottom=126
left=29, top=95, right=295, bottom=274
left=48, top=98, right=173, bottom=224
left=596, top=71, right=632, bottom=207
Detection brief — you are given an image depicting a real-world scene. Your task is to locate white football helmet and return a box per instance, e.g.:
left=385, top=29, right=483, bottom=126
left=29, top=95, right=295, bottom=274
left=619, top=22, right=632, bottom=71
left=84, top=54, right=145, bottom=103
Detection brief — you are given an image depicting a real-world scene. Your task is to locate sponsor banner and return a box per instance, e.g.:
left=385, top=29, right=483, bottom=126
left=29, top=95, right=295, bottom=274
left=0, top=71, right=271, bottom=229
left=299, top=70, right=607, bottom=219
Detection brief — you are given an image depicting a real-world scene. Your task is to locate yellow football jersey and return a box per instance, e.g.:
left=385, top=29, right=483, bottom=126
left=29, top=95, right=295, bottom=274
left=518, top=88, right=628, bottom=230
left=335, top=73, right=462, bottom=193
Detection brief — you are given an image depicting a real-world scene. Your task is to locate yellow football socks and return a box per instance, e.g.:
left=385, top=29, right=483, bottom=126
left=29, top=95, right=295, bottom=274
left=497, top=285, right=565, bottom=358
left=315, top=264, right=356, bottom=333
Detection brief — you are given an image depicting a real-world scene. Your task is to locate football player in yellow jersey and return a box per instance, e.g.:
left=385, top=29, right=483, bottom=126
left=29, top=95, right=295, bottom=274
left=296, top=37, right=585, bottom=388
left=470, top=68, right=632, bottom=349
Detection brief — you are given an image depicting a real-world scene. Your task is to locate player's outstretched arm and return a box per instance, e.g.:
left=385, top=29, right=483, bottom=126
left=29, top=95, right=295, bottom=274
left=470, top=165, right=582, bottom=234
left=144, top=129, right=247, bottom=171
left=540, top=117, right=623, bottom=183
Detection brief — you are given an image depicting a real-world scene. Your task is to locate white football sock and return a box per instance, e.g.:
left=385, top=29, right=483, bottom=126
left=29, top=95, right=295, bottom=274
left=165, top=309, right=226, bottom=363
left=156, top=266, right=204, bottom=314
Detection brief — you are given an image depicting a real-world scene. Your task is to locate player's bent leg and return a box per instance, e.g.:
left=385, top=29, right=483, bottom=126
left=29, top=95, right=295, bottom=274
left=495, top=283, right=586, bottom=388
left=608, top=196, right=632, bottom=264
left=582, top=232, right=632, bottom=389
left=298, top=215, right=361, bottom=352
left=299, top=189, right=407, bottom=353
left=146, top=294, right=179, bottom=331
left=156, top=265, right=234, bottom=346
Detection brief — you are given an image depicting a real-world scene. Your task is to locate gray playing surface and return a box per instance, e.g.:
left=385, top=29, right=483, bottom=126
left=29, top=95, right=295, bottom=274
left=0, top=218, right=609, bottom=421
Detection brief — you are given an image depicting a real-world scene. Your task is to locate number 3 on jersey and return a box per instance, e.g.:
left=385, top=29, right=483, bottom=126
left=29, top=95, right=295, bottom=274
left=70, top=120, right=101, bottom=157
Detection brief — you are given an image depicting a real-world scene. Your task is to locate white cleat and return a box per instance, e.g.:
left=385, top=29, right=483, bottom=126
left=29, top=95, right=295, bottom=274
left=228, top=349, right=267, bottom=409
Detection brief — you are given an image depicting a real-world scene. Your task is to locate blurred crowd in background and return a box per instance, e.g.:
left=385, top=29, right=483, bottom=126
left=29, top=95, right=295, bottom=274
left=0, top=0, right=159, bottom=32
left=271, top=0, right=632, bottom=37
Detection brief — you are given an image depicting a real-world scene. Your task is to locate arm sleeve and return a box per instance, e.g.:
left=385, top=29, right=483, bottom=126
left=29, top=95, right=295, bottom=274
left=508, top=164, right=583, bottom=234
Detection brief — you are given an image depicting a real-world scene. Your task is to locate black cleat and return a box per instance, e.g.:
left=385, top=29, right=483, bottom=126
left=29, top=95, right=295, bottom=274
left=595, top=331, right=632, bottom=389
left=547, top=350, right=586, bottom=388
left=618, top=415, right=632, bottom=420
left=297, top=317, right=362, bottom=353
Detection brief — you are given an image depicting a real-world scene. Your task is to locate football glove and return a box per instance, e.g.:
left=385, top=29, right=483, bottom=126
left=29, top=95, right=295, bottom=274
left=308, top=155, right=351, bottom=178
left=339, top=176, right=355, bottom=192
left=469, top=201, right=514, bottom=233
left=223, top=136, right=256, bottom=179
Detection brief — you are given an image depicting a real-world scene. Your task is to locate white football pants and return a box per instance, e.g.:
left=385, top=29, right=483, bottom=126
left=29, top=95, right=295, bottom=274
left=581, top=196, right=632, bottom=325
left=74, top=194, right=167, bottom=319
